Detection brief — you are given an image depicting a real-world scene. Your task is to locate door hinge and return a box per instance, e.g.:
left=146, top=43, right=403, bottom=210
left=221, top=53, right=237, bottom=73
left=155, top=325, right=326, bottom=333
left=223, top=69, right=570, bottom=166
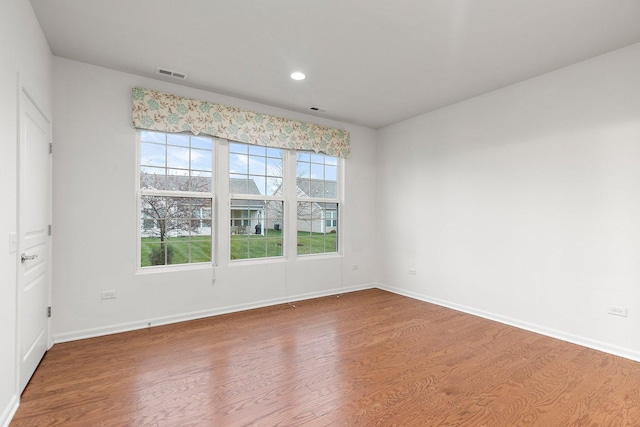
left=47, top=306, right=51, bottom=318
left=48, top=224, right=52, bottom=236
left=49, top=143, right=53, bottom=154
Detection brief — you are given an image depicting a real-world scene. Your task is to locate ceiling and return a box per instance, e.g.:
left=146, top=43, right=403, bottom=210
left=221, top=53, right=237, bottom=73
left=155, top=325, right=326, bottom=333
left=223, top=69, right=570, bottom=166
left=30, top=0, right=640, bottom=129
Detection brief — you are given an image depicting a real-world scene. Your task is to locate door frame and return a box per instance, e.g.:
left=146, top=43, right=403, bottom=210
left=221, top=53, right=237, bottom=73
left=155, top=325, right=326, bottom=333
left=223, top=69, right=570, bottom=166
left=15, top=75, right=53, bottom=395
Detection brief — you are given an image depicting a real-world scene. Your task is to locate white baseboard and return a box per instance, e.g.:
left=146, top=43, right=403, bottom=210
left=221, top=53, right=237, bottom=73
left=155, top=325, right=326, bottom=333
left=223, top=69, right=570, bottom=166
left=54, top=283, right=374, bottom=344
left=376, top=283, right=640, bottom=363
left=1, top=394, right=18, bottom=427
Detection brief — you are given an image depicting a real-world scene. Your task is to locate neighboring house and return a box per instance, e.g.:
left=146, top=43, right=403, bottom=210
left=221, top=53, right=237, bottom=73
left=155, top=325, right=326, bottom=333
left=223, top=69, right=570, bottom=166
left=140, top=173, right=213, bottom=238
left=295, top=178, right=338, bottom=234
left=262, top=177, right=338, bottom=235
left=230, top=178, right=266, bottom=235
left=141, top=173, right=336, bottom=236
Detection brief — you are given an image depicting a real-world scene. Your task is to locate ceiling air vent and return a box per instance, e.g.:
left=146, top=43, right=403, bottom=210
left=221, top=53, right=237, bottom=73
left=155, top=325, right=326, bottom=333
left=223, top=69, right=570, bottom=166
left=309, top=106, right=327, bottom=113
left=156, top=67, right=187, bottom=80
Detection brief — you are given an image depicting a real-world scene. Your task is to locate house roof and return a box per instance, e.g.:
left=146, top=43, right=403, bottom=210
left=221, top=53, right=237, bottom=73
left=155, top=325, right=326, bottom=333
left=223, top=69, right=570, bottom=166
left=141, top=174, right=332, bottom=208
left=230, top=178, right=265, bottom=209
left=296, top=178, right=337, bottom=200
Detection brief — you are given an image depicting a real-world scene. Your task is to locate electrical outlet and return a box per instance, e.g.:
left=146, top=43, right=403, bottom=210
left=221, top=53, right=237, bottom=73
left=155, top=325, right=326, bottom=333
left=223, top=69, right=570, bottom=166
left=101, top=290, right=117, bottom=300
left=408, top=268, right=417, bottom=275
left=608, top=306, right=628, bottom=317
left=352, top=265, right=359, bottom=270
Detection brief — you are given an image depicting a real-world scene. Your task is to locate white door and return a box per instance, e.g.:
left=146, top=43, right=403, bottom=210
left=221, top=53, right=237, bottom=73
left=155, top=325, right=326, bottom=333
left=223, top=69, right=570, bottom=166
left=18, top=87, right=51, bottom=393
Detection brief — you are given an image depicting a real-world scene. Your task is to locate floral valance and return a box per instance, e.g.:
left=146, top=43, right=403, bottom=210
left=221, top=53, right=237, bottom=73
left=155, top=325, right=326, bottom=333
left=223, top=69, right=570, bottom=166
left=132, top=87, right=350, bottom=158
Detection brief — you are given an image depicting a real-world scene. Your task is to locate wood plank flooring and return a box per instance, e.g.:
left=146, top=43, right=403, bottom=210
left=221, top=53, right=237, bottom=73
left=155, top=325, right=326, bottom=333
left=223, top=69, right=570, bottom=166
left=11, top=289, right=640, bottom=426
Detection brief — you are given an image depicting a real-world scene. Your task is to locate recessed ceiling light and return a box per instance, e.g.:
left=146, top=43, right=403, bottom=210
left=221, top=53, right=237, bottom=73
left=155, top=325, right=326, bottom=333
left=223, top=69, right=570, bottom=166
left=290, top=72, right=306, bottom=81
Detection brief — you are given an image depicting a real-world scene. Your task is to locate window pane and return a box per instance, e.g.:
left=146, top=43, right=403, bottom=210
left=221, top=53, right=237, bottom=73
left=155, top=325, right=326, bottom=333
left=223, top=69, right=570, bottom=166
left=247, top=175, right=264, bottom=195
left=296, top=202, right=338, bottom=255
left=310, top=163, right=324, bottom=180
left=167, top=146, right=190, bottom=169
left=140, top=194, right=212, bottom=267
left=230, top=142, right=283, bottom=198
left=142, top=242, right=164, bottom=267
left=229, top=142, right=248, bottom=154
left=140, top=131, right=166, bottom=143
left=310, top=154, right=325, bottom=164
left=249, top=156, right=266, bottom=176
left=309, top=181, right=324, bottom=198
left=249, top=145, right=266, bottom=156
left=191, top=136, right=212, bottom=150
left=140, top=132, right=214, bottom=192
left=267, top=147, right=282, bottom=158
left=297, top=179, right=310, bottom=197
left=166, top=170, right=190, bottom=191
left=297, top=152, right=311, bottom=162
left=296, top=161, right=310, bottom=179
left=230, top=199, right=283, bottom=261
left=192, top=199, right=212, bottom=219
left=139, top=131, right=214, bottom=268
left=324, top=182, right=337, bottom=199
left=191, top=235, right=212, bottom=262
left=167, top=242, right=190, bottom=264
left=167, top=133, right=190, bottom=147
left=267, top=178, right=282, bottom=196
left=296, top=152, right=338, bottom=200
left=325, top=165, right=337, bottom=181
left=229, top=153, right=248, bottom=174
left=141, top=143, right=165, bottom=167
left=297, top=201, right=313, bottom=221
left=267, top=158, right=282, bottom=177
left=141, top=167, right=166, bottom=190
left=190, top=171, right=211, bottom=192
left=191, top=148, right=212, bottom=171
left=230, top=175, right=249, bottom=194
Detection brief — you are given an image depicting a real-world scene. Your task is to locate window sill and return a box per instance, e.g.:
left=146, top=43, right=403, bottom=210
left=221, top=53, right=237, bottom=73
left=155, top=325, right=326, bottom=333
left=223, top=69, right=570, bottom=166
left=296, top=252, right=343, bottom=261
left=136, top=262, right=214, bottom=275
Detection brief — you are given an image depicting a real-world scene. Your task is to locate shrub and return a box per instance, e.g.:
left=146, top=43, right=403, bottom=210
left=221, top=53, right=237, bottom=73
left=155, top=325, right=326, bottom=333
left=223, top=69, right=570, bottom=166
left=149, top=243, right=174, bottom=265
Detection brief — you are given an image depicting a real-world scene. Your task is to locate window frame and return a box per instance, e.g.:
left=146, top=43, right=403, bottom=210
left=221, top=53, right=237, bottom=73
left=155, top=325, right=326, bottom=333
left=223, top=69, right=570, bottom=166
left=228, top=142, right=287, bottom=262
left=136, top=130, right=215, bottom=271
left=136, top=132, right=345, bottom=272
left=295, top=151, right=342, bottom=258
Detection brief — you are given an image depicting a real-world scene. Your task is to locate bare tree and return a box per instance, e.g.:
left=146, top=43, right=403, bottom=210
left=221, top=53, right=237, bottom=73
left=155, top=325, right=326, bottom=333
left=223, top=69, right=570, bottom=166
left=141, top=172, right=211, bottom=264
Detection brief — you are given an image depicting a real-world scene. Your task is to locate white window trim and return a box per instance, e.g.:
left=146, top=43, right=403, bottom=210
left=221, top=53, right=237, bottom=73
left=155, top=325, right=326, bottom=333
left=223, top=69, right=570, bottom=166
left=294, top=152, right=343, bottom=258
left=228, top=143, right=288, bottom=262
left=136, top=134, right=345, bottom=272
left=136, top=130, right=215, bottom=271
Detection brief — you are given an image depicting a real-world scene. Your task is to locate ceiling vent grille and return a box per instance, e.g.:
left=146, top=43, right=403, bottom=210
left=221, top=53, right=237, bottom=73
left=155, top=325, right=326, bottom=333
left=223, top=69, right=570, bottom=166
left=156, top=67, right=187, bottom=80
left=310, top=106, right=327, bottom=113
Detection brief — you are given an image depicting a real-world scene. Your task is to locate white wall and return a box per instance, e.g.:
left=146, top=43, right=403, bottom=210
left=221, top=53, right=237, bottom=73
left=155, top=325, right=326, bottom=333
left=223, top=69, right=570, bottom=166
left=52, top=57, right=378, bottom=341
left=377, top=42, right=640, bottom=360
left=0, top=1, right=52, bottom=426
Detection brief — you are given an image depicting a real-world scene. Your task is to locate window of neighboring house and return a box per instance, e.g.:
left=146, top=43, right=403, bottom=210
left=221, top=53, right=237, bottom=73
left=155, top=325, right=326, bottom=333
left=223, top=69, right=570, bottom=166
left=229, top=142, right=284, bottom=260
left=296, top=152, right=340, bottom=255
left=139, top=131, right=213, bottom=267
left=326, top=211, right=338, bottom=227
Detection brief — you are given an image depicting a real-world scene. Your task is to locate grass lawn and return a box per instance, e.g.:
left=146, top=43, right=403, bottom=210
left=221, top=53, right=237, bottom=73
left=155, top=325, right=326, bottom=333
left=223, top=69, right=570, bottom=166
left=141, top=235, right=211, bottom=267
left=142, top=230, right=338, bottom=265
left=231, top=229, right=338, bottom=260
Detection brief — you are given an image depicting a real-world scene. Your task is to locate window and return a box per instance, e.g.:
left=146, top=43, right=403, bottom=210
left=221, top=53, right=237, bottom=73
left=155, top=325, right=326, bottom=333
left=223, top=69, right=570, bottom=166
left=139, top=131, right=213, bottom=267
left=326, top=211, right=338, bottom=227
left=296, top=152, right=339, bottom=255
left=229, top=142, right=284, bottom=260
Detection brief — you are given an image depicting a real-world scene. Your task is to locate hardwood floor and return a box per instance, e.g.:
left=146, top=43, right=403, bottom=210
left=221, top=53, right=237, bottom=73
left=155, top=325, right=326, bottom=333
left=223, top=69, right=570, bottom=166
left=11, top=289, right=640, bottom=426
